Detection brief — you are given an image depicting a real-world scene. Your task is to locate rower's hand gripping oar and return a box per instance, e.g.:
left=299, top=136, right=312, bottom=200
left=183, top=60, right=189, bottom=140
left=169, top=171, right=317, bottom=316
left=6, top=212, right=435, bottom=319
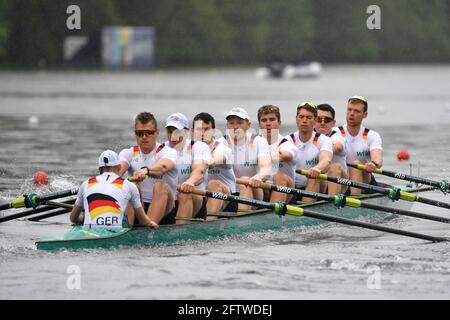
left=348, top=163, right=449, bottom=194
left=184, top=187, right=448, bottom=243
left=236, top=178, right=450, bottom=224
left=297, top=169, right=450, bottom=210
left=0, top=189, right=78, bottom=211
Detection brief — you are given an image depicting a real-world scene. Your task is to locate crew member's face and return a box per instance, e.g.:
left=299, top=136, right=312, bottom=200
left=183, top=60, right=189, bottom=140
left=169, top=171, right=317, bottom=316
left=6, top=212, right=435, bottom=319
left=135, top=121, right=159, bottom=148
left=166, top=127, right=188, bottom=148
left=296, top=108, right=316, bottom=133
left=226, top=116, right=250, bottom=141
left=259, top=112, right=281, bottom=138
left=314, top=110, right=336, bottom=136
left=193, top=120, right=214, bottom=143
left=346, top=102, right=367, bottom=126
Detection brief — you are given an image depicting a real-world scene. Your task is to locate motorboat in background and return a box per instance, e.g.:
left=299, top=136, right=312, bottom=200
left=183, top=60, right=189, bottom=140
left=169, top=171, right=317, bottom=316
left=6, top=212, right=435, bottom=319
left=256, top=57, right=322, bottom=79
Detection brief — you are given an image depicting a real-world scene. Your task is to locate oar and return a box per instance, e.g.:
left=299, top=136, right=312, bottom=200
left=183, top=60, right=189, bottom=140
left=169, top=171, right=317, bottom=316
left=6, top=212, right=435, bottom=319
left=0, top=199, right=75, bottom=223
left=237, top=179, right=450, bottom=224
left=297, top=169, right=450, bottom=210
left=347, top=163, right=449, bottom=194
left=28, top=208, right=72, bottom=222
left=186, top=188, right=447, bottom=243
left=0, top=189, right=78, bottom=211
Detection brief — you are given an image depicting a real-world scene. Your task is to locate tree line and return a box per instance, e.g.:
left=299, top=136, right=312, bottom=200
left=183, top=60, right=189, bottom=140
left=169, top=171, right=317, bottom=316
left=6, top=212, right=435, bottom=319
left=0, top=0, right=449, bottom=68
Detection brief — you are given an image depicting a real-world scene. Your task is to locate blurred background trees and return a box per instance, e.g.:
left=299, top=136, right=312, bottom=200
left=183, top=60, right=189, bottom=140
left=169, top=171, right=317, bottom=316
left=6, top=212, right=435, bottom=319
left=0, top=0, right=448, bottom=67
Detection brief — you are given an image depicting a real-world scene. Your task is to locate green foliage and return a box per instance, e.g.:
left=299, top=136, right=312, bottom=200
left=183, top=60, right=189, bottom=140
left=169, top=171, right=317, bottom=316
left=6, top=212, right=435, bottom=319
left=0, top=0, right=449, bottom=67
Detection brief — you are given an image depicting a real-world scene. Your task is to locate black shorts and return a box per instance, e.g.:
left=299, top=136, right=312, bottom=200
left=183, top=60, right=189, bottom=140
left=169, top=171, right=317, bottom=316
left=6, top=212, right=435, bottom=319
left=223, top=192, right=239, bottom=212
left=141, top=201, right=176, bottom=226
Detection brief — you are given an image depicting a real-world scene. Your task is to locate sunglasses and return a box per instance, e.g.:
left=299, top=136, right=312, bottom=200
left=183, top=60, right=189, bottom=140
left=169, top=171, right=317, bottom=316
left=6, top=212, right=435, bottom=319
left=135, top=130, right=156, bottom=137
left=317, top=116, right=334, bottom=124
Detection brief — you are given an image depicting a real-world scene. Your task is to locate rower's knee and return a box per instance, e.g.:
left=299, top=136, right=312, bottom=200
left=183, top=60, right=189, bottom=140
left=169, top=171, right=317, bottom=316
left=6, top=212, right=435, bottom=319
left=153, top=182, right=169, bottom=197
left=328, top=163, right=343, bottom=177
left=207, top=179, right=222, bottom=191
left=177, top=191, right=192, bottom=201
left=273, top=172, right=288, bottom=185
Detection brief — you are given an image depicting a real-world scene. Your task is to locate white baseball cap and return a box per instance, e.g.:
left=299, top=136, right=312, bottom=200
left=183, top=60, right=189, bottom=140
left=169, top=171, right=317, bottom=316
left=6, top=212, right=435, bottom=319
left=225, top=107, right=249, bottom=120
left=98, top=149, right=121, bottom=167
left=165, top=113, right=189, bottom=130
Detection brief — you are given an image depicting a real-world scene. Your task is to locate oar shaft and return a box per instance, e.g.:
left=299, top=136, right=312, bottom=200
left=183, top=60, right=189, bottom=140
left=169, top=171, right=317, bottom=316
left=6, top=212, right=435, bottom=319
left=186, top=188, right=447, bottom=243
left=348, top=163, right=445, bottom=189
left=298, top=210, right=446, bottom=243
left=416, top=196, right=450, bottom=210
left=28, top=209, right=71, bottom=222
left=238, top=178, right=450, bottom=224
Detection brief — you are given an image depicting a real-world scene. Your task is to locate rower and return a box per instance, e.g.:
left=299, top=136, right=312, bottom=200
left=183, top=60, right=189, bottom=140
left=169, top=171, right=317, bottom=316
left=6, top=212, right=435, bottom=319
left=314, top=103, right=349, bottom=195
left=338, top=96, right=383, bottom=194
left=70, top=150, right=156, bottom=228
left=119, top=112, right=178, bottom=225
left=257, top=104, right=298, bottom=203
left=218, top=107, right=271, bottom=210
left=165, top=113, right=211, bottom=224
left=192, top=112, right=238, bottom=215
left=286, top=102, right=333, bottom=202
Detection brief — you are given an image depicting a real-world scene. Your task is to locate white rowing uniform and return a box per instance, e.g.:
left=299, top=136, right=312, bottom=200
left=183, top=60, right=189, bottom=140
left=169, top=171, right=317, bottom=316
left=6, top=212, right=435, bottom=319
left=75, top=172, right=141, bottom=227
left=206, top=139, right=237, bottom=193
left=266, top=134, right=298, bottom=184
left=286, top=131, right=333, bottom=188
left=328, top=128, right=348, bottom=171
left=337, top=125, right=382, bottom=164
left=172, top=139, right=211, bottom=190
left=218, top=132, right=270, bottom=178
left=119, top=143, right=178, bottom=203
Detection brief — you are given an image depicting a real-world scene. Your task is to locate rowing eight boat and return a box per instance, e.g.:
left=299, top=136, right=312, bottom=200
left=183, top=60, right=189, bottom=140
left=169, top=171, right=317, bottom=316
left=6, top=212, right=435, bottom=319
left=35, top=185, right=432, bottom=251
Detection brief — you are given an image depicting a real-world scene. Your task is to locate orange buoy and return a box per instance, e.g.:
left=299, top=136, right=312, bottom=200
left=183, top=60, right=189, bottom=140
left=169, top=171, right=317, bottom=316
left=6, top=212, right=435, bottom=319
left=33, top=171, right=49, bottom=187
left=397, top=149, right=410, bottom=161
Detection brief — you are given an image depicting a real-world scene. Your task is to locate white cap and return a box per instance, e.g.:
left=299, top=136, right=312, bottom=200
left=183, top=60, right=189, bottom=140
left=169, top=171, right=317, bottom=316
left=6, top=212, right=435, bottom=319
left=165, top=113, right=189, bottom=130
left=98, top=150, right=121, bottom=167
left=225, top=107, right=249, bottom=120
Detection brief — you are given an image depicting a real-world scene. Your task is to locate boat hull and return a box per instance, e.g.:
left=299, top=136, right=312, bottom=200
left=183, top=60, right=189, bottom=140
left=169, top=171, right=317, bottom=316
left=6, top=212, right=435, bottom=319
left=35, top=189, right=420, bottom=251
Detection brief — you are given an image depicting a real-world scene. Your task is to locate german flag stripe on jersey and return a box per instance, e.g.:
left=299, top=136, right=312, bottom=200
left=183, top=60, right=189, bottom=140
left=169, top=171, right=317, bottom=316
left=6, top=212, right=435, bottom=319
left=290, top=133, right=296, bottom=144
left=313, top=132, right=320, bottom=146
left=87, top=178, right=99, bottom=189
left=338, top=126, right=346, bottom=138
left=87, top=193, right=121, bottom=220
left=111, top=178, right=124, bottom=189
left=363, top=128, right=370, bottom=140
left=133, top=146, right=139, bottom=157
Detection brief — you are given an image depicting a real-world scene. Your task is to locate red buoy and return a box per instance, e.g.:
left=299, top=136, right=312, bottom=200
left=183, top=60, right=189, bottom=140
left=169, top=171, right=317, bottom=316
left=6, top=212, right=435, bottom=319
left=33, top=171, right=49, bottom=187
left=397, top=149, right=410, bottom=161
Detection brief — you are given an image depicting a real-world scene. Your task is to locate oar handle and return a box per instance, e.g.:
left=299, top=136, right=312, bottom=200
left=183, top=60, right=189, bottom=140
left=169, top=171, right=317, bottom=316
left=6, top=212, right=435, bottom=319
left=236, top=178, right=272, bottom=191
left=176, top=186, right=206, bottom=197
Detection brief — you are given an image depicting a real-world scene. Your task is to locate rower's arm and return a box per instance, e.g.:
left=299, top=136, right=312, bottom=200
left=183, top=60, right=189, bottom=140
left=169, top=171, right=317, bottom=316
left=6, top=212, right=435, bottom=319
left=332, top=140, right=344, bottom=154
left=254, top=154, right=272, bottom=181
left=70, top=205, right=83, bottom=225
left=185, top=161, right=208, bottom=186
left=370, top=149, right=383, bottom=168
left=119, top=160, right=130, bottom=177
left=147, top=158, right=176, bottom=177
left=279, top=150, right=293, bottom=162
left=314, top=150, right=332, bottom=173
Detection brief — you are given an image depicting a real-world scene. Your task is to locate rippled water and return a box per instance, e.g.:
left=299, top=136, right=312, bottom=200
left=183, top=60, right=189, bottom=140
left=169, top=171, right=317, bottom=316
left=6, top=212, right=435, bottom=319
left=0, top=65, right=449, bottom=299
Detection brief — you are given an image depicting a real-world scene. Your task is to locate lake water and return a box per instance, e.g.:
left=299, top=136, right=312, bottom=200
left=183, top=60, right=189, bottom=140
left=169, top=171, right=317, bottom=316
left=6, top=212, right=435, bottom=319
left=0, top=65, right=449, bottom=300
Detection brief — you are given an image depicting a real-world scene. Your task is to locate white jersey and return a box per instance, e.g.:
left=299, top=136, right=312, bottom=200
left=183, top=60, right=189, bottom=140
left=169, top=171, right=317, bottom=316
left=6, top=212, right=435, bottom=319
left=207, top=140, right=237, bottom=193
left=218, top=133, right=270, bottom=178
left=286, top=131, right=333, bottom=188
left=172, top=139, right=211, bottom=190
left=267, top=134, right=298, bottom=184
left=75, top=172, right=141, bottom=227
left=119, top=143, right=178, bottom=203
left=329, top=129, right=348, bottom=171
left=337, top=125, right=382, bottom=164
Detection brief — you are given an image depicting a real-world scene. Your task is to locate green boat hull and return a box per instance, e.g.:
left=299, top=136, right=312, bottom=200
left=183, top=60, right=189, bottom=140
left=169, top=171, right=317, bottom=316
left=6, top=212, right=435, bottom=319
left=35, top=188, right=421, bottom=251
